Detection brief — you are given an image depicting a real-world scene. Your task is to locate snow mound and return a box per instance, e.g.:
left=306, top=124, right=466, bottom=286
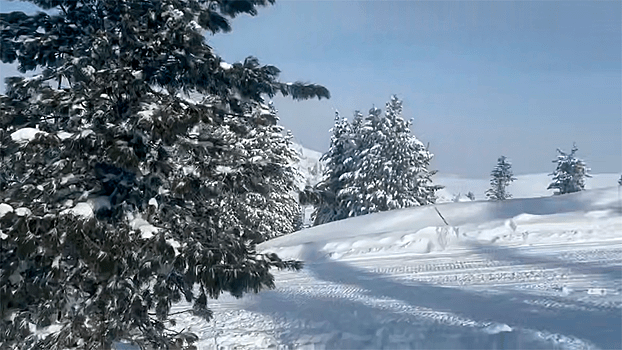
left=261, top=187, right=622, bottom=261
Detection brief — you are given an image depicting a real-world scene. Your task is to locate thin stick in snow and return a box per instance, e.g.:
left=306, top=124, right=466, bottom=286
left=434, top=206, right=449, bottom=226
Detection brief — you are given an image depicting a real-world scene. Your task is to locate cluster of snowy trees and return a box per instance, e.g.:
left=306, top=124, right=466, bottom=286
left=0, top=0, right=329, bottom=349
left=306, top=97, right=598, bottom=225
left=311, top=96, right=442, bottom=225
left=485, top=144, right=593, bottom=201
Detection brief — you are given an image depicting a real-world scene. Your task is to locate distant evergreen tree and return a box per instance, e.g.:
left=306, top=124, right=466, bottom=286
left=618, top=174, right=622, bottom=186
left=465, top=191, right=476, bottom=201
left=312, top=111, right=357, bottom=225
left=547, top=144, right=591, bottom=195
left=486, top=156, right=516, bottom=200
left=313, top=96, right=441, bottom=225
left=0, top=0, right=328, bottom=349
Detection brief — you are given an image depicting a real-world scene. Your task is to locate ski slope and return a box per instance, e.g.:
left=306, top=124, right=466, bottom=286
left=160, top=185, right=622, bottom=350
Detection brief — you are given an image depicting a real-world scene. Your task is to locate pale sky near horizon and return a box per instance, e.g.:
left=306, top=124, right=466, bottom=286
left=1, top=0, right=620, bottom=178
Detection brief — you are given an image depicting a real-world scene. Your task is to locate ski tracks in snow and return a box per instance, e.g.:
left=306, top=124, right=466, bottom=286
left=171, top=239, right=621, bottom=350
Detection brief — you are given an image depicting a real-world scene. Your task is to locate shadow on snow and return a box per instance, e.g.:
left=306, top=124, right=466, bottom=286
left=247, top=242, right=621, bottom=349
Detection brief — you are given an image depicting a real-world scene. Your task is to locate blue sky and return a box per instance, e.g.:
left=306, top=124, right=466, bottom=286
left=1, top=1, right=620, bottom=178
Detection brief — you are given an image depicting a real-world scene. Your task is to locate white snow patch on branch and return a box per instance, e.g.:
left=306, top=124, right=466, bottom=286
left=61, top=202, right=94, bottom=219
left=80, top=129, right=94, bottom=138
left=220, top=61, right=232, bottom=70
left=216, top=165, right=235, bottom=174
left=11, top=128, right=47, bottom=143
left=182, top=165, right=199, bottom=176
left=89, top=196, right=111, bottom=212
left=166, top=238, right=181, bottom=256
left=137, top=103, right=159, bottom=119
left=15, top=207, right=32, bottom=217
left=57, top=131, right=74, bottom=140
left=59, top=197, right=109, bottom=219
left=129, top=214, right=161, bottom=239
left=61, top=174, right=76, bottom=185
left=0, top=203, right=14, bottom=218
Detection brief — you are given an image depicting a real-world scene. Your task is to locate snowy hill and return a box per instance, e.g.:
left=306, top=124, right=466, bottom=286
left=160, top=185, right=622, bottom=350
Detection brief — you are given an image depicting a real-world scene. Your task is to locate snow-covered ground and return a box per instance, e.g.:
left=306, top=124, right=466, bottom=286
left=114, top=145, right=622, bottom=349
left=159, top=183, right=622, bottom=350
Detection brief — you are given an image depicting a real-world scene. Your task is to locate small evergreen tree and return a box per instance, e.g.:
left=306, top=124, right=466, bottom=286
left=486, top=156, right=516, bottom=200
left=465, top=191, right=476, bottom=201
left=0, top=0, right=328, bottom=348
left=547, top=144, right=591, bottom=195
left=313, top=96, right=441, bottom=225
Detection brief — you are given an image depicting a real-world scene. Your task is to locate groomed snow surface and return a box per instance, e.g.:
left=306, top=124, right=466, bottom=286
left=119, top=184, right=621, bottom=350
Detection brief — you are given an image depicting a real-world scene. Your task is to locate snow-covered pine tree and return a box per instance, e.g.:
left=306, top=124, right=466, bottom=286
left=485, top=156, right=516, bottom=200
left=312, top=111, right=358, bottom=225
left=547, top=144, right=591, bottom=195
left=0, top=1, right=328, bottom=348
left=313, top=96, right=441, bottom=225
left=222, top=101, right=301, bottom=241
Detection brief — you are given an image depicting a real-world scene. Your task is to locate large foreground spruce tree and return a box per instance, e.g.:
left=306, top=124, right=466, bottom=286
left=0, top=0, right=328, bottom=348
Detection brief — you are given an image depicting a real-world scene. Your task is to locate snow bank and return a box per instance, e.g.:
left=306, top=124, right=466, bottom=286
left=261, top=187, right=622, bottom=260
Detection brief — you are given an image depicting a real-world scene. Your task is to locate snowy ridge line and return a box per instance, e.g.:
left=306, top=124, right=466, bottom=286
left=260, top=186, right=621, bottom=252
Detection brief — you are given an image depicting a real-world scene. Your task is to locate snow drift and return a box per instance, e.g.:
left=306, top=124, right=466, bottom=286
left=261, top=186, right=621, bottom=259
